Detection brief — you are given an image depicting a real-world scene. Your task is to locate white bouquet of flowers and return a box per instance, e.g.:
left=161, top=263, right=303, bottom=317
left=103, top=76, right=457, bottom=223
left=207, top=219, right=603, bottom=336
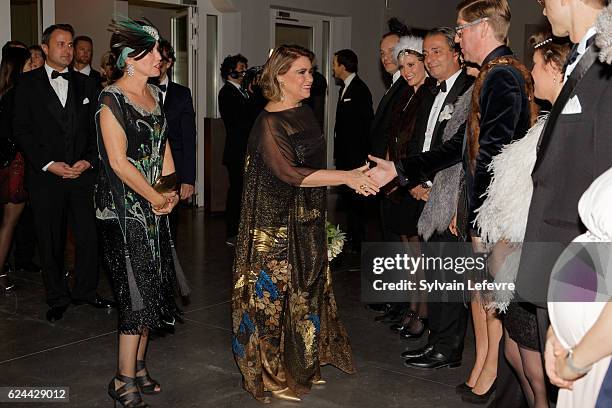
left=326, top=222, right=346, bottom=261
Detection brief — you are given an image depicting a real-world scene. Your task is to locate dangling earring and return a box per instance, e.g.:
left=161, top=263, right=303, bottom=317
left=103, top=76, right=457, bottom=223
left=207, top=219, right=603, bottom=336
left=127, top=63, right=135, bottom=77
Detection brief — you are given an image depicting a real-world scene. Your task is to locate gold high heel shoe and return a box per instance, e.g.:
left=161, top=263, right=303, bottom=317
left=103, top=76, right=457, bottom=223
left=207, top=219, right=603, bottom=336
left=271, top=387, right=301, bottom=402
left=312, top=378, right=326, bottom=385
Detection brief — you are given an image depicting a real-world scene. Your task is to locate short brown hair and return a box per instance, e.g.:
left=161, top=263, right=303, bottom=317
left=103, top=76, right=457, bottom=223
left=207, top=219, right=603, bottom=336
left=259, top=45, right=314, bottom=102
left=529, top=31, right=572, bottom=73
left=457, top=0, right=511, bottom=44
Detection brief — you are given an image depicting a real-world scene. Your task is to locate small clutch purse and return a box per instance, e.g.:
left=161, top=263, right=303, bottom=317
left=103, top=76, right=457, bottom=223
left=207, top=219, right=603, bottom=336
left=152, top=172, right=178, bottom=194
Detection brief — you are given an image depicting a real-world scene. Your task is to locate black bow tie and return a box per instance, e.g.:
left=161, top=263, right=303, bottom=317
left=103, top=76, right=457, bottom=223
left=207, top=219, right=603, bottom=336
left=430, top=80, right=447, bottom=95
left=157, top=84, right=167, bottom=92
left=51, top=70, right=70, bottom=80
left=563, top=35, right=596, bottom=74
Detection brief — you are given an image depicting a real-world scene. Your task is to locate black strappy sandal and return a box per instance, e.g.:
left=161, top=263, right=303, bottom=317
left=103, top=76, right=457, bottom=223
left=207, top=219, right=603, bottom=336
left=136, top=360, right=161, bottom=395
left=107, top=374, right=148, bottom=407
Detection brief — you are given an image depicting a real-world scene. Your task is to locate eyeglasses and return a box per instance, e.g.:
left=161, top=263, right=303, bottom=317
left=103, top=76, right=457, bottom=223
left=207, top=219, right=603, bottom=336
left=455, top=17, right=490, bottom=38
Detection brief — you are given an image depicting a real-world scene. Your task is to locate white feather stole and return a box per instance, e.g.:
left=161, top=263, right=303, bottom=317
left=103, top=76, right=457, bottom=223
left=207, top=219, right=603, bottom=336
left=474, top=116, right=546, bottom=311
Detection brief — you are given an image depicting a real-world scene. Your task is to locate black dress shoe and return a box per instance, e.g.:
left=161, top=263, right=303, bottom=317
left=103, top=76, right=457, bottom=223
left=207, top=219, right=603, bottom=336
left=404, top=351, right=461, bottom=369
left=365, top=303, right=391, bottom=314
left=456, top=382, right=473, bottom=395
left=46, top=305, right=68, bottom=322
left=72, top=294, right=116, bottom=309
left=461, top=380, right=496, bottom=404
left=400, top=344, right=434, bottom=360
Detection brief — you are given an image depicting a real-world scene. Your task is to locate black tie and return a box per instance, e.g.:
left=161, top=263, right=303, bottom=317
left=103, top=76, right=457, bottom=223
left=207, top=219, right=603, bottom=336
left=563, top=36, right=596, bottom=74
left=157, top=84, right=167, bottom=92
left=51, top=70, right=70, bottom=80
left=430, top=80, right=447, bottom=95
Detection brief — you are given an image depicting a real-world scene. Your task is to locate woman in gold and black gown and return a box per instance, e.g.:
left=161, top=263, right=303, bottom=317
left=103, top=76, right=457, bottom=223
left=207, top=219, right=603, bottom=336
left=231, top=45, right=379, bottom=403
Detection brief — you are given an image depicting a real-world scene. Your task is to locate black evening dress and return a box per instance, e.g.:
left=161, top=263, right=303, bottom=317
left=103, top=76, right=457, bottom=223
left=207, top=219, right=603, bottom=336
left=382, top=82, right=431, bottom=237
left=95, top=84, right=181, bottom=335
left=231, top=105, right=355, bottom=402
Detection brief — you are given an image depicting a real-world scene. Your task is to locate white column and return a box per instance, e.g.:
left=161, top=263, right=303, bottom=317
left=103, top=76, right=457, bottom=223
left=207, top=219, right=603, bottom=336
left=0, top=1, right=11, bottom=47
left=41, top=0, right=55, bottom=29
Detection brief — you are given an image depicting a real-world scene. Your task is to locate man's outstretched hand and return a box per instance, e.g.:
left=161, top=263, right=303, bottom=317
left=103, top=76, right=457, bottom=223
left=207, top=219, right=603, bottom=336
left=365, top=155, right=398, bottom=187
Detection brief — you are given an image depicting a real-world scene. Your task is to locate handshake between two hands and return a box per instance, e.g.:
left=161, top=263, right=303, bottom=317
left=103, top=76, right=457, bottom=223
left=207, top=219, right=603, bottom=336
left=48, top=160, right=91, bottom=179
left=354, top=155, right=430, bottom=202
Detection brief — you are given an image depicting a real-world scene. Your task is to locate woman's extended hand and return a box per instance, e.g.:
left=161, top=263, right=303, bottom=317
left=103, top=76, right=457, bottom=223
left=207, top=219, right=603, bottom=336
left=346, top=164, right=380, bottom=196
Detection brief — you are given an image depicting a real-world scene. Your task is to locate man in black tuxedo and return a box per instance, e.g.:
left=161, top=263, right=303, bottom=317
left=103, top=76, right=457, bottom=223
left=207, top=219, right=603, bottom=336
left=387, top=28, right=475, bottom=370
left=518, top=0, right=612, bottom=379
left=218, top=54, right=253, bottom=245
left=72, top=35, right=103, bottom=91
left=151, top=40, right=197, bottom=240
left=13, top=24, right=113, bottom=322
left=332, top=49, right=373, bottom=252
left=369, top=31, right=408, bottom=158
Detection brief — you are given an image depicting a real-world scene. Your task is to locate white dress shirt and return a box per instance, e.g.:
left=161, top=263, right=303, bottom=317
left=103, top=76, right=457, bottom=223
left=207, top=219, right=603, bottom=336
left=341, top=72, right=356, bottom=99
left=159, top=75, right=169, bottom=104
left=44, top=63, right=69, bottom=107
left=42, top=64, right=70, bottom=171
left=75, top=64, right=92, bottom=76
left=565, top=26, right=597, bottom=81
left=423, top=69, right=462, bottom=152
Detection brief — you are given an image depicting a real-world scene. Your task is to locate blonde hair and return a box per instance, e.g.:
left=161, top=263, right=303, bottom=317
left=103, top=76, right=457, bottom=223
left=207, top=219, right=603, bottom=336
left=259, top=45, right=314, bottom=102
left=457, top=0, right=511, bottom=44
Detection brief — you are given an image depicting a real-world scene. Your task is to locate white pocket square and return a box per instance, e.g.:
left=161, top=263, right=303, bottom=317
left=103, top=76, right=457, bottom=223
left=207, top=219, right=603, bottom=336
left=342, top=98, right=351, bottom=102
left=82, top=98, right=90, bottom=105
left=561, top=95, right=582, bottom=115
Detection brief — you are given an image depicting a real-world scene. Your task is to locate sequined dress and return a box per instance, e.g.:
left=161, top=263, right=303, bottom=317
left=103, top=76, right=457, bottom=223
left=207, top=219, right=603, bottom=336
left=95, top=85, right=180, bottom=335
left=231, top=105, right=355, bottom=402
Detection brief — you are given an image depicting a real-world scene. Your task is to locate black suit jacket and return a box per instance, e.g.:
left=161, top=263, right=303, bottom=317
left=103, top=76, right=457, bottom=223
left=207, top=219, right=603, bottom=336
left=218, top=82, right=254, bottom=167
left=517, top=43, right=612, bottom=306
left=160, top=81, right=197, bottom=185
left=398, top=70, right=474, bottom=184
left=369, top=76, right=408, bottom=157
left=87, top=68, right=104, bottom=92
left=13, top=67, right=98, bottom=188
left=334, top=75, right=374, bottom=170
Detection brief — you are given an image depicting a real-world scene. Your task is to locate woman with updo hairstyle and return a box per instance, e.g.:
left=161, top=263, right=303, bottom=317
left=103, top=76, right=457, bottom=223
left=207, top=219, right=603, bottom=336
left=231, top=44, right=378, bottom=402
left=96, top=18, right=189, bottom=407
left=474, top=29, right=571, bottom=407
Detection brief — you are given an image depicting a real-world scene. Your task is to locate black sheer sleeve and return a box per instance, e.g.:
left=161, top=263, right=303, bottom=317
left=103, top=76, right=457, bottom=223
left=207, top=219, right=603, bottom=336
left=257, top=113, right=318, bottom=187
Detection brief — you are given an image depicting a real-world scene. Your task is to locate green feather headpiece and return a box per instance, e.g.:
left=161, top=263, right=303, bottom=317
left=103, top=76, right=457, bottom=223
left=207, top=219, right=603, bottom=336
left=108, top=17, right=160, bottom=69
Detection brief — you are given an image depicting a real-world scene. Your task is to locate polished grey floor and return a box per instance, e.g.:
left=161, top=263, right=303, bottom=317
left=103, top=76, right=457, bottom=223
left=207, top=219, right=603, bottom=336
left=0, top=205, right=480, bottom=407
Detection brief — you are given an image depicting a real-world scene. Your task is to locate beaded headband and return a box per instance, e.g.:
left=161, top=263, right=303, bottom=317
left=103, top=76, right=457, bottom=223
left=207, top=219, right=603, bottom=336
left=534, top=38, right=553, bottom=49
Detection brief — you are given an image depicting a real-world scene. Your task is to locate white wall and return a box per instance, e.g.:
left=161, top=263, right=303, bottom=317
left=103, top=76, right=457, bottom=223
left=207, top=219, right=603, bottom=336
left=55, top=0, right=118, bottom=73
left=128, top=4, right=173, bottom=41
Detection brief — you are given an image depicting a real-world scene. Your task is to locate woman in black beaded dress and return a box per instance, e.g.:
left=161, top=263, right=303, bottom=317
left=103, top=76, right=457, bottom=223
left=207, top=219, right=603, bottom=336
left=96, top=19, right=185, bottom=408
left=231, top=45, right=379, bottom=403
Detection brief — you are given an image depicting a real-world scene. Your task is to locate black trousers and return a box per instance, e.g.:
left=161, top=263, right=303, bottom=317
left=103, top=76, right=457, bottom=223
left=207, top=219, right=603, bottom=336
left=225, top=162, right=243, bottom=238
left=29, top=176, right=98, bottom=307
left=424, top=230, right=469, bottom=358
left=13, top=203, right=38, bottom=266
left=339, top=187, right=366, bottom=249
